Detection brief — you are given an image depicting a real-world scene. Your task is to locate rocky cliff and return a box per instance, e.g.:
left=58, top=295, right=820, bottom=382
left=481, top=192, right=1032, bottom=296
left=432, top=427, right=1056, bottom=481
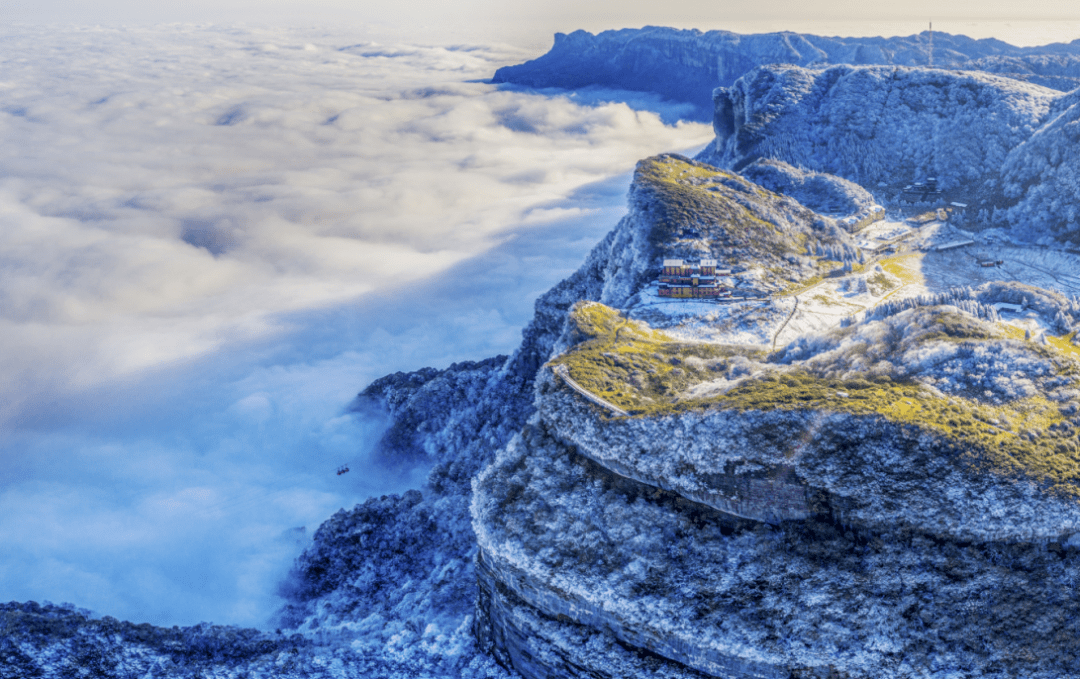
left=465, top=155, right=1080, bottom=677
left=700, top=64, right=1057, bottom=195
left=12, top=29, right=1080, bottom=678
left=473, top=413, right=1080, bottom=678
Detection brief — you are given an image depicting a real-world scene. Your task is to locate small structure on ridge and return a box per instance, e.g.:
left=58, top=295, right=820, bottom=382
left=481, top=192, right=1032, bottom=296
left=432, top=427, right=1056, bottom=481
left=658, top=259, right=730, bottom=298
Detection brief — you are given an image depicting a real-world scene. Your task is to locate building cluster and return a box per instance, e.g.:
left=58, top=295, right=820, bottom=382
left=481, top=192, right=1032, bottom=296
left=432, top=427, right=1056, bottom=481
left=839, top=205, right=886, bottom=233
left=658, top=259, right=731, bottom=298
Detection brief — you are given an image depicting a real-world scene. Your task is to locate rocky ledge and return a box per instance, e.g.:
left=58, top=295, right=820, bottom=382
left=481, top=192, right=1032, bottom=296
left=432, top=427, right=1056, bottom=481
left=473, top=415, right=1080, bottom=678
left=470, top=150, right=1080, bottom=676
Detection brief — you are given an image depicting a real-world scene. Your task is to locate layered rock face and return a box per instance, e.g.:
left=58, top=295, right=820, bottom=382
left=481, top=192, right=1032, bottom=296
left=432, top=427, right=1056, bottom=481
left=493, top=27, right=1080, bottom=121
left=473, top=300, right=1080, bottom=678
left=470, top=152, right=1080, bottom=677
left=474, top=415, right=1080, bottom=679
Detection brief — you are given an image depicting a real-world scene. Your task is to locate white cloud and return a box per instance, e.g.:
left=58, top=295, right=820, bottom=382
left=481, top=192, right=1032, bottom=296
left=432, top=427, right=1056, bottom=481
left=0, top=24, right=710, bottom=422
left=0, top=23, right=711, bottom=627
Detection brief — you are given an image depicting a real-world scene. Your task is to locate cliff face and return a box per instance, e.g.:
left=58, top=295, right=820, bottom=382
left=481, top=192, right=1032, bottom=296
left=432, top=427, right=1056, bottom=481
left=473, top=417, right=1080, bottom=679
left=470, top=282, right=1080, bottom=677
left=493, top=27, right=1080, bottom=122
left=464, top=155, right=1080, bottom=677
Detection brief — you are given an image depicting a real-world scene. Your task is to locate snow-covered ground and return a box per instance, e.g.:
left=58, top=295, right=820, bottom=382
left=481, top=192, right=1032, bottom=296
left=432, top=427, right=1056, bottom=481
left=628, top=282, right=788, bottom=346
left=631, top=239, right=1080, bottom=352
left=855, top=218, right=916, bottom=249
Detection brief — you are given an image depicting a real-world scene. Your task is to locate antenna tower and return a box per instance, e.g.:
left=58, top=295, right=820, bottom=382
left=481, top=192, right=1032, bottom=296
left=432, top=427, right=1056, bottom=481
left=929, top=21, right=934, bottom=67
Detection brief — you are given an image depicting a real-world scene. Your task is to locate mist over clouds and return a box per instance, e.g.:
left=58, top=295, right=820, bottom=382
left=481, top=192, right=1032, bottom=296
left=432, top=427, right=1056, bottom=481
left=0, top=24, right=707, bottom=426
left=0, top=23, right=710, bottom=627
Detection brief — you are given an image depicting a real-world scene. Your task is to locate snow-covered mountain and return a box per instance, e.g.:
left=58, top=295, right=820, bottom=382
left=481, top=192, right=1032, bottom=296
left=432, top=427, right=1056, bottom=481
left=12, top=148, right=1080, bottom=678
left=998, top=89, right=1080, bottom=242
left=701, top=64, right=1054, bottom=194
left=493, top=27, right=1080, bottom=120
left=698, top=63, right=1080, bottom=244
left=498, top=27, right=1080, bottom=244
left=469, top=157, right=1080, bottom=679
left=11, top=27, right=1080, bottom=679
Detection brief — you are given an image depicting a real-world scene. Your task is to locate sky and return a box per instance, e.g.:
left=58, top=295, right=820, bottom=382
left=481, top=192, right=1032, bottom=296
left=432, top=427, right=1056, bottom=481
left=2, top=0, right=1080, bottom=630
left=8, top=0, right=1080, bottom=47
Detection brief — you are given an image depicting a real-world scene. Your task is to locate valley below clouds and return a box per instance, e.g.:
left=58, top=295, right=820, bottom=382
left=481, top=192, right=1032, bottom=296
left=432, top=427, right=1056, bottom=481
left=0, top=23, right=711, bottom=627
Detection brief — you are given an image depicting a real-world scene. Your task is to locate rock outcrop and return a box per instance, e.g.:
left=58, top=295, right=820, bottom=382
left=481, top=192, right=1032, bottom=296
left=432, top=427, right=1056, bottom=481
left=469, top=154, right=1080, bottom=678
left=474, top=414, right=1080, bottom=679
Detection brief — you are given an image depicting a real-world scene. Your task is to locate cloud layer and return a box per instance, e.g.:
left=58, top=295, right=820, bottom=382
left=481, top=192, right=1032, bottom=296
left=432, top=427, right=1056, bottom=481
left=0, top=24, right=710, bottom=627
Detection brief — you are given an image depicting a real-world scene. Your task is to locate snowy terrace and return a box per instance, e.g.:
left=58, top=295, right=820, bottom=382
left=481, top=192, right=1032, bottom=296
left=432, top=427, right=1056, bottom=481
left=855, top=217, right=916, bottom=251
left=627, top=242, right=1080, bottom=355
left=775, top=243, right=1080, bottom=348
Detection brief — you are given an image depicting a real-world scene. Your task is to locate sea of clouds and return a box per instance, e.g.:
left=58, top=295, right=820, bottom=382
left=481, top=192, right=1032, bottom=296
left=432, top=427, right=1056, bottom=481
left=0, top=23, right=712, bottom=628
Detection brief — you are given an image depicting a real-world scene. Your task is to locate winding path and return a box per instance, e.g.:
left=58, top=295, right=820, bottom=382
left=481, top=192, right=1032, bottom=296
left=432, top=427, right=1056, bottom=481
left=553, top=365, right=629, bottom=417
left=771, top=296, right=799, bottom=351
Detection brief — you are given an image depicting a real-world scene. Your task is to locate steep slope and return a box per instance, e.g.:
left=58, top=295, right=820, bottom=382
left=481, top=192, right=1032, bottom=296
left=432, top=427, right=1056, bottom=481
left=465, top=150, right=1080, bottom=677
left=698, top=62, right=1080, bottom=244
left=275, top=357, right=531, bottom=676
left=508, top=153, right=860, bottom=380
left=997, top=95, right=1080, bottom=243
left=474, top=288, right=1080, bottom=679
left=630, top=154, right=860, bottom=281
left=699, top=63, right=1057, bottom=201
left=740, top=158, right=877, bottom=218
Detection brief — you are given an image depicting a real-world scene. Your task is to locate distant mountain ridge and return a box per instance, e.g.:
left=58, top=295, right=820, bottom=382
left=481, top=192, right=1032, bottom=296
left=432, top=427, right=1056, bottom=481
left=493, top=26, right=1080, bottom=120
